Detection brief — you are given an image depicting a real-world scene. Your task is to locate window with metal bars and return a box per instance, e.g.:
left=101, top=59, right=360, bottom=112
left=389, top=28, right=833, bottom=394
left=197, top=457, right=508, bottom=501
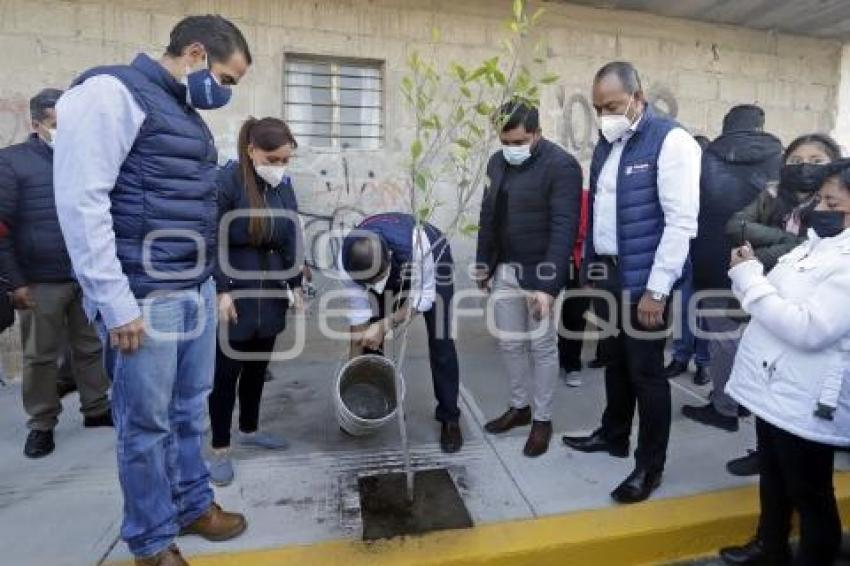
left=284, top=56, right=384, bottom=150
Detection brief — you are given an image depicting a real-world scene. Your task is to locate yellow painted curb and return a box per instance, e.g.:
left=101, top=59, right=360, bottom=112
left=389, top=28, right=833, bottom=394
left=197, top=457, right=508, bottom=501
left=117, top=473, right=850, bottom=566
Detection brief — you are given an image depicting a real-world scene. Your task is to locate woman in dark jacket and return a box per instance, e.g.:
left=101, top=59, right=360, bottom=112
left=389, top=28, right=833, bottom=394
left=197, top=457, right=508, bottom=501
left=726, top=134, right=841, bottom=271
left=208, top=117, right=303, bottom=486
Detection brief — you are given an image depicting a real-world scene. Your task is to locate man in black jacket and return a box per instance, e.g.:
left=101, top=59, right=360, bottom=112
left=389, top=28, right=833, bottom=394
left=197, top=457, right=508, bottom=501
left=682, top=105, right=782, bottom=432
left=0, top=89, right=111, bottom=459
left=476, top=101, right=582, bottom=457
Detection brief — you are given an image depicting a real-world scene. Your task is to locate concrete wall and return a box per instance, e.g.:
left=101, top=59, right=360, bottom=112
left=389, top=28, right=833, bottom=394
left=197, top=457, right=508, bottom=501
left=0, top=0, right=842, bottom=260
left=832, top=43, right=850, bottom=151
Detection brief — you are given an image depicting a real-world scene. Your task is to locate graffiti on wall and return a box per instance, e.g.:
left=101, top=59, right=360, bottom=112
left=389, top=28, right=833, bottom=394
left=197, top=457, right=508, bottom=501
left=556, top=83, right=679, bottom=161
left=212, top=130, right=411, bottom=273
left=287, top=148, right=410, bottom=272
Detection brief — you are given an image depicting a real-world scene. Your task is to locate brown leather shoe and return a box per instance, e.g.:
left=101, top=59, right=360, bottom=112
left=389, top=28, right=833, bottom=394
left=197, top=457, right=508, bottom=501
left=523, top=420, right=553, bottom=457
left=135, top=544, right=188, bottom=566
left=484, top=406, right=532, bottom=434
left=180, top=503, right=247, bottom=542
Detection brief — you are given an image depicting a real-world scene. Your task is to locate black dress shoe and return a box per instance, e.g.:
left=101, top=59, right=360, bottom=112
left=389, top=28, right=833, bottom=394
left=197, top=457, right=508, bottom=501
left=611, top=467, right=662, bottom=504
left=719, top=538, right=792, bottom=565
left=24, top=430, right=55, bottom=459
left=84, top=410, right=114, bottom=428
left=484, top=406, right=532, bottom=434
left=693, top=365, right=710, bottom=386
left=727, top=450, right=760, bottom=477
left=663, top=360, right=688, bottom=379
left=440, top=421, right=463, bottom=454
left=682, top=403, right=739, bottom=432
left=562, top=428, right=629, bottom=458
left=587, top=358, right=608, bottom=369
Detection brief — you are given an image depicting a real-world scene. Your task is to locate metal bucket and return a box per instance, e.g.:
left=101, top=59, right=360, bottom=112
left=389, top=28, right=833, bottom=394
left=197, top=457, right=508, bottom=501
left=335, top=354, right=405, bottom=436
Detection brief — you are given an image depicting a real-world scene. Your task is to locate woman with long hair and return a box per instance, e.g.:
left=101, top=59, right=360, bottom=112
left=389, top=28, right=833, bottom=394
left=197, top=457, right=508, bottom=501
left=727, top=133, right=841, bottom=270
left=208, top=117, right=302, bottom=486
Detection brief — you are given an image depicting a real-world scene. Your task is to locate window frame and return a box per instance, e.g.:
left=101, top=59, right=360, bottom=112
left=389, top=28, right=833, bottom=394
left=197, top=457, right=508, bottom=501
left=283, top=53, right=386, bottom=150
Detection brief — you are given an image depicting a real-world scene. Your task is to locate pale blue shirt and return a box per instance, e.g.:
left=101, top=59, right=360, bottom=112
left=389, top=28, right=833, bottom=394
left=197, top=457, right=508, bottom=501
left=54, top=75, right=147, bottom=329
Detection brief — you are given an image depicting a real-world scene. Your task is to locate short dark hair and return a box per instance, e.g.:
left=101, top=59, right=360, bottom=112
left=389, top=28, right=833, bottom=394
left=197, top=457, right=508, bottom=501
left=594, top=61, right=642, bottom=95
left=165, top=14, right=252, bottom=65
left=723, top=104, right=765, bottom=134
left=498, top=100, right=539, bottom=133
left=342, top=231, right=389, bottom=285
left=29, top=88, right=62, bottom=122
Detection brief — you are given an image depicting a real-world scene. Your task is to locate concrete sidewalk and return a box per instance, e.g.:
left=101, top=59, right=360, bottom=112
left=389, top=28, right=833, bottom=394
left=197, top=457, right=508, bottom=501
left=0, top=298, right=846, bottom=565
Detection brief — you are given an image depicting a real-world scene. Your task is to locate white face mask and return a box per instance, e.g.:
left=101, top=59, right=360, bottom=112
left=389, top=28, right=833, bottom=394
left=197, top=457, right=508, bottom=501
left=502, top=144, right=532, bottom=166
left=255, top=164, right=287, bottom=187
left=367, top=270, right=390, bottom=294
left=597, top=96, right=636, bottom=144
left=47, top=128, right=57, bottom=146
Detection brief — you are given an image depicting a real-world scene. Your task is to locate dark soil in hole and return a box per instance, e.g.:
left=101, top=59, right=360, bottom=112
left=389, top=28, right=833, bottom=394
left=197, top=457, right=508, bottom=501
left=358, top=468, right=473, bottom=541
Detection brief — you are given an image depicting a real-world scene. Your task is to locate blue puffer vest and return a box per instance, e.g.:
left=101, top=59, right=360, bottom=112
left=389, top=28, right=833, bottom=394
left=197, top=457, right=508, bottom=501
left=586, top=108, right=679, bottom=297
left=343, top=213, right=447, bottom=293
left=73, top=53, right=218, bottom=298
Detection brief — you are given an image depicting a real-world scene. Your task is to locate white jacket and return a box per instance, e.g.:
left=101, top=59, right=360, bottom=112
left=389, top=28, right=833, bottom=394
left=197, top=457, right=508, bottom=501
left=726, top=228, right=850, bottom=447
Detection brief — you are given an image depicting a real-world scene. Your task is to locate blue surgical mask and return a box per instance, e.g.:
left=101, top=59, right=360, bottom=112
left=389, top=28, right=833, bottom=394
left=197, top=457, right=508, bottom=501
left=502, top=144, right=532, bottom=166
left=808, top=210, right=847, bottom=239
left=185, top=56, right=232, bottom=110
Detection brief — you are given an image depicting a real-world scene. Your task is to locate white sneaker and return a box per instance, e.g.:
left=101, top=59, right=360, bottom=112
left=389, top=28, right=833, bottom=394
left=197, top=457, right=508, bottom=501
left=208, top=452, right=234, bottom=487
left=560, top=368, right=582, bottom=388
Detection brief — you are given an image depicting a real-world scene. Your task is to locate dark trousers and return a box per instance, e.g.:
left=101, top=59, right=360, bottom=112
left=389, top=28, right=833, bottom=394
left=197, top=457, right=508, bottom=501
left=597, top=261, right=671, bottom=472
left=558, top=263, right=590, bottom=370
left=423, top=280, right=461, bottom=423
left=209, top=334, right=277, bottom=449
left=591, top=297, right=614, bottom=363
left=373, top=259, right=460, bottom=423
left=756, top=418, right=842, bottom=566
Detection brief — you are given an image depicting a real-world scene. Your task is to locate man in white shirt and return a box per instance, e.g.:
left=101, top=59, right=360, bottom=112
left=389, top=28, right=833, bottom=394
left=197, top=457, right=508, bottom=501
left=339, top=213, right=462, bottom=453
left=54, top=15, right=251, bottom=565
left=563, top=62, right=700, bottom=504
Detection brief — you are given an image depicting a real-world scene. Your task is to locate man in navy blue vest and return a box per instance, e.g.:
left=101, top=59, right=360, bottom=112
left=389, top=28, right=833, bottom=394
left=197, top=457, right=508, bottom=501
left=0, top=88, right=112, bottom=460
left=54, top=16, right=252, bottom=565
left=563, top=62, right=700, bottom=504
left=339, top=213, right=463, bottom=454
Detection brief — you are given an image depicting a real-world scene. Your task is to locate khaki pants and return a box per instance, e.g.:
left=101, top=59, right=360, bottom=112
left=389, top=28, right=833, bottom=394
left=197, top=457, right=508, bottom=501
left=20, top=282, right=109, bottom=431
left=491, top=264, right=559, bottom=422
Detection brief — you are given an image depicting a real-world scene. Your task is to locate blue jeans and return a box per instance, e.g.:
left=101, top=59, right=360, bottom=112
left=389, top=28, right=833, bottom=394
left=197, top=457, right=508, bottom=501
left=100, top=279, right=216, bottom=558
left=672, top=276, right=710, bottom=367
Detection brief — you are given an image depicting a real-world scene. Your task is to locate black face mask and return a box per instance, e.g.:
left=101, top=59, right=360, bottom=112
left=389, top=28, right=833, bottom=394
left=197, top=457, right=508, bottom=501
left=781, top=163, right=828, bottom=194
left=807, top=210, right=847, bottom=239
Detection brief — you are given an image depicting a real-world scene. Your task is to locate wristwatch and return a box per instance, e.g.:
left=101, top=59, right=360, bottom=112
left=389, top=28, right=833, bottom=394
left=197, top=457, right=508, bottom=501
left=650, top=291, right=668, bottom=303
